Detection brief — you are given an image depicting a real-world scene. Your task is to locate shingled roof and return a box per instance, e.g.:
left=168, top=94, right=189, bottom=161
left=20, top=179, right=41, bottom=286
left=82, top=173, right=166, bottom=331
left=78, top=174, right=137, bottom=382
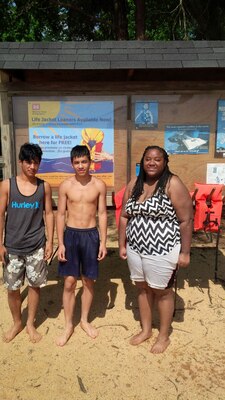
left=1, top=40, right=225, bottom=71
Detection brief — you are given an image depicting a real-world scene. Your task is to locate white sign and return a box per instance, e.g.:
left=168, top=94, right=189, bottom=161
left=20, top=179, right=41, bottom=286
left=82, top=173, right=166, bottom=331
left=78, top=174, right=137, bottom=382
left=207, top=163, right=225, bottom=184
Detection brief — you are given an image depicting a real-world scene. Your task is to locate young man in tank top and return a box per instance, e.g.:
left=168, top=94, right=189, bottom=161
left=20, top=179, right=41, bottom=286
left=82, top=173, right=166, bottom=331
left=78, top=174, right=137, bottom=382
left=0, top=143, right=54, bottom=343
left=56, top=145, right=107, bottom=346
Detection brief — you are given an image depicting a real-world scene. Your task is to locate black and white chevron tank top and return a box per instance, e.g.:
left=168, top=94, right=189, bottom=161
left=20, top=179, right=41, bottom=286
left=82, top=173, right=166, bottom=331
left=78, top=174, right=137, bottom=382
left=125, top=193, right=180, bottom=256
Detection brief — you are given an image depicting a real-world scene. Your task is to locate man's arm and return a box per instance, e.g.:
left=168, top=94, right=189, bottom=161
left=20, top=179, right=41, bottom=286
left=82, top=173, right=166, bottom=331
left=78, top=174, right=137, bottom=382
left=44, top=181, right=54, bottom=260
left=97, top=180, right=107, bottom=260
left=56, top=182, right=67, bottom=262
left=0, top=180, right=9, bottom=264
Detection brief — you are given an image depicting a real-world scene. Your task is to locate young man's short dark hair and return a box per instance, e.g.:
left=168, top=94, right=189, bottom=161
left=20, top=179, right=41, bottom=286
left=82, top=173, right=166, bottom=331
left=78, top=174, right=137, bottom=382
left=19, top=143, right=43, bottom=163
left=70, top=145, right=91, bottom=162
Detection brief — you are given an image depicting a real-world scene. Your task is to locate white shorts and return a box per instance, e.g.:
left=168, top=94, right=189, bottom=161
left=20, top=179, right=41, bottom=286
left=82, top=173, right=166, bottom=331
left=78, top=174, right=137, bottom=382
left=126, top=243, right=181, bottom=290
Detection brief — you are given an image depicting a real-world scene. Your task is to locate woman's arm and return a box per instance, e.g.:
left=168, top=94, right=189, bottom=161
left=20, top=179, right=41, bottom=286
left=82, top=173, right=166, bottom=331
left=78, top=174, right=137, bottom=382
left=118, top=180, right=134, bottom=259
left=168, top=175, right=193, bottom=268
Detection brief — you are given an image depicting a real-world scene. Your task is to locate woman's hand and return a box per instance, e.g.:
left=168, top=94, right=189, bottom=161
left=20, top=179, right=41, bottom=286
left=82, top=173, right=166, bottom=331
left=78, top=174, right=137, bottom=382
left=177, top=252, right=190, bottom=268
left=119, top=245, right=127, bottom=260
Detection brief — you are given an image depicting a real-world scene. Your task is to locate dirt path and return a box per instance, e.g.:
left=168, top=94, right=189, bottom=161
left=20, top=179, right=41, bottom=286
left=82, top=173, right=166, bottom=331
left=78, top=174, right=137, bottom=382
left=0, top=217, right=225, bottom=400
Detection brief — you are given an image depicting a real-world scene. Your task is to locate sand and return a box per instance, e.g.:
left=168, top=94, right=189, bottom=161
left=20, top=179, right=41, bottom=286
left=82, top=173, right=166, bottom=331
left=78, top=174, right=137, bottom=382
left=0, top=214, right=225, bottom=400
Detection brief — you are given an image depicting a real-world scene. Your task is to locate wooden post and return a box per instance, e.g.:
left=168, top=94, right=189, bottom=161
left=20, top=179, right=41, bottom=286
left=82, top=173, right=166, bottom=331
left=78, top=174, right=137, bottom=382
left=0, top=71, right=15, bottom=179
left=127, top=95, right=132, bottom=183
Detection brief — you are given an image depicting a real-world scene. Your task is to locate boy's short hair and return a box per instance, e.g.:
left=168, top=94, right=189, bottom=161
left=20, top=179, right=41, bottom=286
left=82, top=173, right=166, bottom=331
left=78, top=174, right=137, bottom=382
left=70, top=145, right=91, bottom=162
left=19, top=143, right=43, bottom=163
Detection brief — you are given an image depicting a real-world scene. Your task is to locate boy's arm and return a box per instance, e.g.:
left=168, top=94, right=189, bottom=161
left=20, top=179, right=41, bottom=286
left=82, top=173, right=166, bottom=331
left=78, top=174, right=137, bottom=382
left=56, top=182, right=67, bottom=262
left=0, top=180, right=9, bottom=264
left=97, top=181, right=107, bottom=260
left=44, top=181, right=54, bottom=260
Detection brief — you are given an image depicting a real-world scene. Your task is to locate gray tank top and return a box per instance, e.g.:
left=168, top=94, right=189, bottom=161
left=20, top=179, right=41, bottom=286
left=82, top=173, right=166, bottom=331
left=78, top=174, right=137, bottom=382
left=4, top=177, right=46, bottom=254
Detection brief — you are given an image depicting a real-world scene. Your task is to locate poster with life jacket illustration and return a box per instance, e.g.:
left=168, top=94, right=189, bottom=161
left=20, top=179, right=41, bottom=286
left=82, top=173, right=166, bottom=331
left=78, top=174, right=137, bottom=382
left=28, top=101, right=114, bottom=187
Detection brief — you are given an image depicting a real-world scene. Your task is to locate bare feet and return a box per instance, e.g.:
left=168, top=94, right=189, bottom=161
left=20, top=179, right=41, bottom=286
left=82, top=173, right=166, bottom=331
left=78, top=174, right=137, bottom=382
left=26, top=325, right=42, bottom=343
left=56, top=326, right=74, bottom=347
left=150, top=337, right=170, bottom=354
left=129, top=330, right=152, bottom=346
left=2, top=322, right=23, bottom=343
left=80, top=321, right=98, bottom=339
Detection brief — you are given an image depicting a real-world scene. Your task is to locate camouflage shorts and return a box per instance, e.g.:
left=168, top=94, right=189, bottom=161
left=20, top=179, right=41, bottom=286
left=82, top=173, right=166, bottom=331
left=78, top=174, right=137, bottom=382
left=3, top=247, right=48, bottom=291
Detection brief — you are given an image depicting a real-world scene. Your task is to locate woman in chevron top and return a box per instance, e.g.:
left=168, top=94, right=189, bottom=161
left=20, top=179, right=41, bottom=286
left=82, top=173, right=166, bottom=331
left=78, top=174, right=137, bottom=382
left=119, top=145, right=193, bottom=354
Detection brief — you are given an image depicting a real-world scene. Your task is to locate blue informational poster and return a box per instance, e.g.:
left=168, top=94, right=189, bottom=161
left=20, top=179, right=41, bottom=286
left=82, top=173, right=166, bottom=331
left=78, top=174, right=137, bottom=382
left=216, top=99, right=225, bottom=158
left=28, top=100, right=114, bottom=187
left=135, top=101, right=158, bottom=129
left=164, top=124, right=210, bottom=154
left=135, top=163, right=140, bottom=176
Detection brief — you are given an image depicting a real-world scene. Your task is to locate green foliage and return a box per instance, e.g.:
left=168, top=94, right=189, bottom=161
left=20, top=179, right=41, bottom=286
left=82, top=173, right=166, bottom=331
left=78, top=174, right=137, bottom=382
left=1, top=0, right=225, bottom=42
left=127, top=0, right=136, bottom=40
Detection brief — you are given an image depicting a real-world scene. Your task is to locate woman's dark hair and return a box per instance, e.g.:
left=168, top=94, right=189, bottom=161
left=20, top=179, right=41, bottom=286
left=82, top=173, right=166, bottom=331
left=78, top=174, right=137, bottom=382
left=70, top=145, right=91, bottom=162
left=131, top=145, right=173, bottom=201
left=19, top=143, right=42, bottom=163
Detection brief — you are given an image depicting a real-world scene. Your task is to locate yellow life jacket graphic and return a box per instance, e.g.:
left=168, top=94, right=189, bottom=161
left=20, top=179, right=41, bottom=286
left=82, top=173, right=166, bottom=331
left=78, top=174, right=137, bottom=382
left=81, top=128, right=104, bottom=171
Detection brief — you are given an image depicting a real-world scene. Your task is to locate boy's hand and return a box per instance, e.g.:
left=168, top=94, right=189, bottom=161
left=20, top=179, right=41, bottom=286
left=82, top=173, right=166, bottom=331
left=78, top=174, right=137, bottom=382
left=58, top=244, right=67, bottom=262
left=44, top=241, right=53, bottom=260
left=97, top=243, right=107, bottom=260
left=0, top=244, right=7, bottom=265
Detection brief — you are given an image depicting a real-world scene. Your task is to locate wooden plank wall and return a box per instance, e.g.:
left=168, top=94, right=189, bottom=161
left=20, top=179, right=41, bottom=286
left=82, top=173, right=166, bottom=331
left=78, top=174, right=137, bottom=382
left=130, top=94, right=221, bottom=192
left=2, top=80, right=225, bottom=195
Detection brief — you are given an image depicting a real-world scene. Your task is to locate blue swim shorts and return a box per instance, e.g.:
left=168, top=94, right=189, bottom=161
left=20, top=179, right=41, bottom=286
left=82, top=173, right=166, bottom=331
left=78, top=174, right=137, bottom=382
left=58, top=226, right=100, bottom=279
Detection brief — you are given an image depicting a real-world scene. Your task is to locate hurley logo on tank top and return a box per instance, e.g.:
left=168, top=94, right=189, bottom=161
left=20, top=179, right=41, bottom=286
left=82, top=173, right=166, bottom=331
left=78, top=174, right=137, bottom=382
left=11, top=201, right=40, bottom=209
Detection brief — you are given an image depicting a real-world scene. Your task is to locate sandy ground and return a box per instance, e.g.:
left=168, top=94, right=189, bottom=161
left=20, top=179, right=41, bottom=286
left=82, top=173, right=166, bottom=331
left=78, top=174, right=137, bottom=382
left=0, top=211, right=225, bottom=400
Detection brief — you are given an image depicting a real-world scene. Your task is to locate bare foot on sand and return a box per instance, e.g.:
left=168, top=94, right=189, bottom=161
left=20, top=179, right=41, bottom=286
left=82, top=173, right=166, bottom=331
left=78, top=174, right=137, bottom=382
left=129, top=330, right=152, bottom=346
left=26, top=325, right=42, bottom=343
left=150, top=337, right=170, bottom=354
left=2, top=322, right=23, bottom=343
left=80, top=321, right=98, bottom=339
left=56, top=326, right=74, bottom=347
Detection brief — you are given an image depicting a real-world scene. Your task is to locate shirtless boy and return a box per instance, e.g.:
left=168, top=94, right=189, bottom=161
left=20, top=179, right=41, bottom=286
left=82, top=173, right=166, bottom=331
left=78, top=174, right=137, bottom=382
left=0, top=143, right=54, bottom=343
left=56, top=145, right=107, bottom=346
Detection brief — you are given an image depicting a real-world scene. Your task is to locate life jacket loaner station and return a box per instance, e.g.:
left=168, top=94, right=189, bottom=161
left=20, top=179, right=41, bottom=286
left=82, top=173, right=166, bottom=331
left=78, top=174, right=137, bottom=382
left=1, top=40, right=225, bottom=204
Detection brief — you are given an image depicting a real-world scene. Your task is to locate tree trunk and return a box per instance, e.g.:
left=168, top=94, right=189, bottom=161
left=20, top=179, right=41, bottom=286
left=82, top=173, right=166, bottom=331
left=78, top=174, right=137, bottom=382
left=135, top=0, right=145, bottom=39
left=113, top=0, right=128, bottom=39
